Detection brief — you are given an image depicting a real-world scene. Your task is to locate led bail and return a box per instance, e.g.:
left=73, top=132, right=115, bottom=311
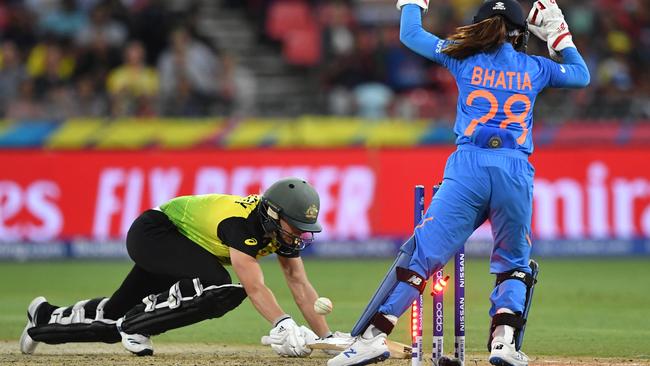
left=431, top=275, right=450, bottom=295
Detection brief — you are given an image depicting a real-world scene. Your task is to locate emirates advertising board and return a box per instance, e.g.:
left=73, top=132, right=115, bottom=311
left=1, top=148, right=649, bottom=259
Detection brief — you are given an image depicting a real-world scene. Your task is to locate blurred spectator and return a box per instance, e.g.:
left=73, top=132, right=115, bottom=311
left=320, top=1, right=356, bottom=59
left=130, top=0, right=172, bottom=65
left=354, top=81, right=394, bottom=120
left=31, top=41, right=74, bottom=100
left=3, top=4, right=39, bottom=52
left=72, top=75, right=109, bottom=117
left=39, top=0, right=87, bottom=39
left=158, top=27, right=219, bottom=116
left=0, top=41, right=27, bottom=115
left=76, top=3, right=127, bottom=48
left=380, top=26, right=428, bottom=91
left=107, top=41, right=159, bottom=116
left=24, top=0, right=60, bottom=21
left=26, top=38, right=75, bottom=83
left=219, top=53, right=256, bottom=116
left=74, top=30, right=121, bottom=91
left=43, top=83, right=77, bottom=119
left=6, top=79, right=44, bottom=120
left=0, top=5, right=9, bottom=32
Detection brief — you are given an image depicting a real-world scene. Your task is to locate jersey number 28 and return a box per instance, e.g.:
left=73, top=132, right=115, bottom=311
left=463, top=90, right=531, bottom=145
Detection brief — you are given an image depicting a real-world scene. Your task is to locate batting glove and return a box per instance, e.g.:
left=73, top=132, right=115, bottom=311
left=261, top=316, right=312, bottom=358
left=527, top=0, right=574, bottom=60
left=396, top=0, right=429, bottom=11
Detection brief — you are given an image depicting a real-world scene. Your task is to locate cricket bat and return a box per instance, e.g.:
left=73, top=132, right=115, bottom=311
left=308, top=338, right=411, bottom=359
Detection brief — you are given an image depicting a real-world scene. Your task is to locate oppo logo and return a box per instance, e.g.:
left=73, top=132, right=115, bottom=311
left=434, top=302, right=444, bottom=332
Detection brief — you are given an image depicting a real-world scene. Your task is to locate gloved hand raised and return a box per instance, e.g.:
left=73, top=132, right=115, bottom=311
left=261, top=316, right=312, bottom=358
left=527, top=0, right=574, bottom=60
left=396, top=0, right=429, bottom=11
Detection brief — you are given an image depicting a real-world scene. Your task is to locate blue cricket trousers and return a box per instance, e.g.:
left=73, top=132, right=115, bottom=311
left=379, top=144, right=535, bottom=318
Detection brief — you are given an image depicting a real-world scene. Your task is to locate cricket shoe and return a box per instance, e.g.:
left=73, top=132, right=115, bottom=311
left=488, top=336, right=529, bottom=366
left=327, top=333, right=390, bottom=366
left=116, top=318, right=153, bottom=356
left=19, top=296, right=47, bottom=354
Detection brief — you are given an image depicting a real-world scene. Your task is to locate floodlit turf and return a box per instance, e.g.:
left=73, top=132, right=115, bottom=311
left=1, top=258, right=649, bottom=359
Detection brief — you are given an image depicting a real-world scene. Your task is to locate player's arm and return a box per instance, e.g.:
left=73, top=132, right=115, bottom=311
left=398, top=3, right=457, bottom=69
left=229, top=247, right=287, bottom=324
left=277, top=255, right=330, bottom=338
left=527, top=0, right=590, bottom=88
left=549, top=48, right=590, bottom=88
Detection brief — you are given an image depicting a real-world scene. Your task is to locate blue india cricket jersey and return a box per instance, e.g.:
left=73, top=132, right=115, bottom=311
left=435, top=41, right=563, bottom=155
left=400, top=5, right=590, bottom=155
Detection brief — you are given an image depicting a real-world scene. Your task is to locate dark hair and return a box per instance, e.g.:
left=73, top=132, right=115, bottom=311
left=443, top=16, right=521, bottom=60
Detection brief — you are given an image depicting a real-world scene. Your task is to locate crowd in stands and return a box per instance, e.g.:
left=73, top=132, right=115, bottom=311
left=0, top=0, right=253, bottom=119
left=240, top=0, right=650, bottom=123
left=1, top=0, right=649, bottom=123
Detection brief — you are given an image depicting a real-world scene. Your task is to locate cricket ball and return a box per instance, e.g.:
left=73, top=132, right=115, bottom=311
left=314, top=297, right=333, bottom=315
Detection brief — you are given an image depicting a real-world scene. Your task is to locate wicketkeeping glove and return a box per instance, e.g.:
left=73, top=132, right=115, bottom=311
left=261, top=317, right=312, bottom=358
left=527, top=0, right=574, bottom=60
left=396, top=0, right=429, bottom=11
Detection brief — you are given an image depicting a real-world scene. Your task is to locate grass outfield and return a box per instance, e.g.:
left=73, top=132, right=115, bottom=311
left=1, top=258, right=649, bottom=360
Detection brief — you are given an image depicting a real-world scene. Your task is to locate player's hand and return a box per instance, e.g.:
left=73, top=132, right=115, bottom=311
left=300, top=326, right=319, bottom=343
left=396, top=0, right=429, bottom=11
left=527, top=3, right=560, bottom=60
left=527, top=0, right=574, bottom=60
left=261, top=317, right=312, bottom=357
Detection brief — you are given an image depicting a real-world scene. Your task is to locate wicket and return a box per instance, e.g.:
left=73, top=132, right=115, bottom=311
left=411, top=185, right=465, bottom=366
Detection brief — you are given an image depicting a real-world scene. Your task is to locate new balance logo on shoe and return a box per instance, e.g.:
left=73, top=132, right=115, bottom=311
left=343, top=348, right=357, bottom=358
left=493, top=2, right=506, bottom=10
left=495, top=344, right=504, bottom=350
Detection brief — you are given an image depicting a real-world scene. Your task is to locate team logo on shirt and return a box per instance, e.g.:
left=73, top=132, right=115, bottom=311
left=305, top=205, right=319, bottom=219
left=244, top=238, right=258, bottom=246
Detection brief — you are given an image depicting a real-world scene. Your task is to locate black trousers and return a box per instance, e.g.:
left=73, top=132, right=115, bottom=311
left=102, top=210, right=231, bottom=320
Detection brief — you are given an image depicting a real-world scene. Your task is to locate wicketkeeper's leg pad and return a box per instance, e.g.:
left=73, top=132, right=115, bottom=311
left=351, top=236, right=426, bottom=336
left=487, top=260, right=539, bottom=351
left=395, top=267, right=427, bottom=293
left=120, top=278, right=247, bottom=336
left=28, top=297, right=121, bottom=344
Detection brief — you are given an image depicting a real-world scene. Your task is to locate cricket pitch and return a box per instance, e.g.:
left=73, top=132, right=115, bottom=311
left=1, top=342, right=648, bottom=366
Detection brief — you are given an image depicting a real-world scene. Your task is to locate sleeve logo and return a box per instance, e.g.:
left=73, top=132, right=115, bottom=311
left=244, top=238, right=258, bottom=246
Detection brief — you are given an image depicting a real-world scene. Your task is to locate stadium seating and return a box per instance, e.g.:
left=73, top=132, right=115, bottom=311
left=265, top=0, right=312, bottom=41
left=282, top=24, right=321, bottom=66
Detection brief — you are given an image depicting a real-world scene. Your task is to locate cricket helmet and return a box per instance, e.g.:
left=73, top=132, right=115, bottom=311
left=261, top=177, right=322, bottom=232
left=473, top=0, right=529, bottom=51
left=260, top=177, right=321, bottom=251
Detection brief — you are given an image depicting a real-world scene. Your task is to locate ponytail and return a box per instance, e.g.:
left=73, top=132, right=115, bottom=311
left=443, top=16, right=518, bottom=60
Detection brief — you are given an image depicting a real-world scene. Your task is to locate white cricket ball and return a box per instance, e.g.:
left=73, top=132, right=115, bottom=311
left=314, top=297, right=333, bottom=315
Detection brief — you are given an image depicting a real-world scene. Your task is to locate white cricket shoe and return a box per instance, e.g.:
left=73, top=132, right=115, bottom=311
left=489, top=336, right=529, bottom=366
left=20, top=296, right=47, bottom=354
left=327, top=333, right=390, bottom=366
left=116, top=318, right=153, bottom=356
